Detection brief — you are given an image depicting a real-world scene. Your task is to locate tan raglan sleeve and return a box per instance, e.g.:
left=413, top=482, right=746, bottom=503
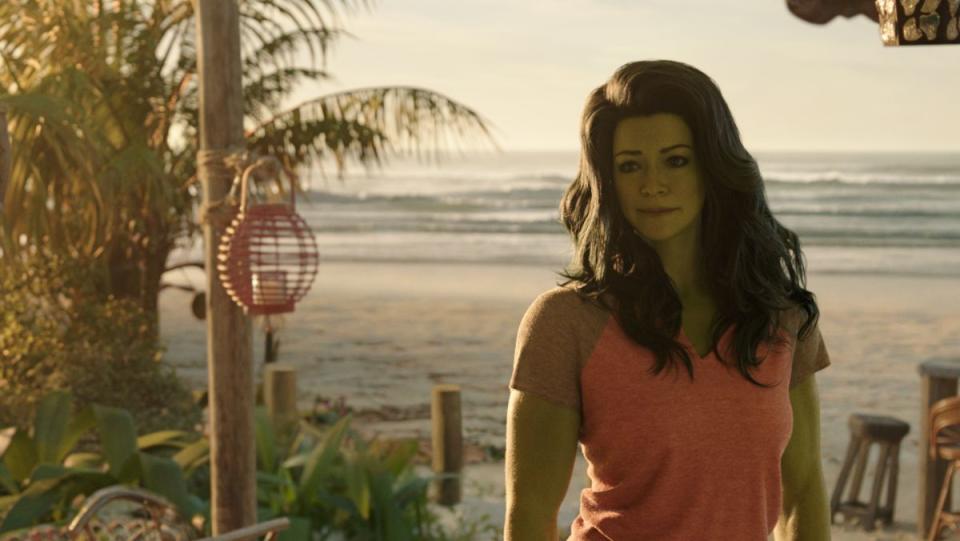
left=789, top=307, right=832, bottom=390
left=509, top=288, right=583, bottom=414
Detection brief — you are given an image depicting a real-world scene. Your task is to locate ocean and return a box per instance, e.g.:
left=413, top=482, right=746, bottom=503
left=286, top=150, right=960, bottom=278
left=157, top=150, right=960, bottom=461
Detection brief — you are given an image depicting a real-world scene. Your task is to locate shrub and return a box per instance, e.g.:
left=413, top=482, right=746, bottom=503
left=0, top=252, right=200, bottom=438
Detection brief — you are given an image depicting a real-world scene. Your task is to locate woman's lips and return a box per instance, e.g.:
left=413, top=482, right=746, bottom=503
left=639, top=208, right=678, bottom=216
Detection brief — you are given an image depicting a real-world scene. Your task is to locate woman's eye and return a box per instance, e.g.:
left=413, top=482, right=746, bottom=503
left=617, top=161, right=639, bottom=173
left=617, top=156, right=688, bottom=173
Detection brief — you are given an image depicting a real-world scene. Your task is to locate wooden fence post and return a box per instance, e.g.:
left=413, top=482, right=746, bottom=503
left=430, top=384, right=463, bottom=506
left=265, top=364, right=298, bottom=446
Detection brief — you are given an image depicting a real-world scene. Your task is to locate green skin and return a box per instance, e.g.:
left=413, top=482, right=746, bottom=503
left=505, top=114, right=831, bottom=540
left=613, top=113, right=831, bottom=540
left=777, top=375, right=832, bottom=540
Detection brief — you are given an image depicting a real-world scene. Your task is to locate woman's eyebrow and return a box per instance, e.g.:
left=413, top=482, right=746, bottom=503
left=615, top=144, right=692, bottom=157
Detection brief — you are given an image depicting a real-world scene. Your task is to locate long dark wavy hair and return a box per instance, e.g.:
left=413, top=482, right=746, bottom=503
left=558, top=59, right=820, bottom=388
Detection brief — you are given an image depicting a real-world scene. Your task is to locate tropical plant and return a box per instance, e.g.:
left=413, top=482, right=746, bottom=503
left=0, top=390, right=205, bottom=534
left=0, top=0, right=497, bottom=339
left=183, top=404, right=500, bottom=540
left=0, top=390, right=502, bottom=540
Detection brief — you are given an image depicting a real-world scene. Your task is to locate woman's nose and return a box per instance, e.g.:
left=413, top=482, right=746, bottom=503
left=638, top=171, right=667, bottom=196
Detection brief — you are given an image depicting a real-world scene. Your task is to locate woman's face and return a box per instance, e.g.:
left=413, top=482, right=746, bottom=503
left=612, top=113, right=706, bottom=250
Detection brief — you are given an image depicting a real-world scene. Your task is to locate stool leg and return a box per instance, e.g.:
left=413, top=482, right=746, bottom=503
left=831, top=435, right=863, bottom=523
left=850, top=438, right=871, bottom=503
left=864, top=443, right=891, bottom=531
left=927, top=460, right=956, bottom=541
left=884, top=441, right=901, bottom=526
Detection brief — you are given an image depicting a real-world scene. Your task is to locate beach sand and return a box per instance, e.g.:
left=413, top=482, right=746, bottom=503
left=159, top=261, right=960, bottom=540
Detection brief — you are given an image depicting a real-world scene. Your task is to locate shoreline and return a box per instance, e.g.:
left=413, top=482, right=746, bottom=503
left=161, top=261, right=960, bottom=541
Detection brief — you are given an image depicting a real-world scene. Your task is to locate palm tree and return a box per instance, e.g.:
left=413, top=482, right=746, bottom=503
left=0, top=0, right=497, bottom=339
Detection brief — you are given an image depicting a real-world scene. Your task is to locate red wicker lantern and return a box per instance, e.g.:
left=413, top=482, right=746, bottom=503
left=217, top=158, right=319, bottom=316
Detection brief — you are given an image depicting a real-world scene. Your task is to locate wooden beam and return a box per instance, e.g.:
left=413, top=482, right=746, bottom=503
left=194, top=1, right=256, bottom=533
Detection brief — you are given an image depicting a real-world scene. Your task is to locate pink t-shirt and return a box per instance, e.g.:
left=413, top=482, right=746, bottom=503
left=508, top=285, right=831, bottom=540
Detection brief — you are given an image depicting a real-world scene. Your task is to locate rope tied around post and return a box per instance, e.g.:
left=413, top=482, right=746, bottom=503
left=197, top=147, right=254, bottom=228
left=197, top=149, right=287, bottom=228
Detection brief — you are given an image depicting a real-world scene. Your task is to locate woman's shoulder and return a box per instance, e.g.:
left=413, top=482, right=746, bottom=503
left=522, top=284, right=613, bottom=331
left=778, top=297, right=820, bottom=336
left=528, top=284, right=610, bottom=314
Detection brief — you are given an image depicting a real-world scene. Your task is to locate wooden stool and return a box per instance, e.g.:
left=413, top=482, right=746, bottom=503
left=926, top=395, right=960, bottom=541
left=830, top=413, right=910, bottom=532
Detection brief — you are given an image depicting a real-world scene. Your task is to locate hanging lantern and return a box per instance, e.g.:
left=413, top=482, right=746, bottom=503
left=217, top=158, right=319, bottom=316
left=876, top=0, right=960, bottom=45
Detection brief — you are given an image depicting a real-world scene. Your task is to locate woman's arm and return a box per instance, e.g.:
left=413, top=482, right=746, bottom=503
left=505, top=389, right=580, bottom=541
left=775, top=374, right=831, bottom=540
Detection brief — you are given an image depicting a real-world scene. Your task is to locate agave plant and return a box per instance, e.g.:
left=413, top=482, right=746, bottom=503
left=0, top=0, right=498, bottom=339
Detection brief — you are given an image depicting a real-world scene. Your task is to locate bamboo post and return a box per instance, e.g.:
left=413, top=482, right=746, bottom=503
left=264, top=364, right=298, bottom=447
left=430, top=384, right=463, bottom=506
left=194, top=1, right=256, bottom=533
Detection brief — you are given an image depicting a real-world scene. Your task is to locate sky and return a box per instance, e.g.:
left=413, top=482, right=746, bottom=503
left=284, top=0, right=959, bottom=153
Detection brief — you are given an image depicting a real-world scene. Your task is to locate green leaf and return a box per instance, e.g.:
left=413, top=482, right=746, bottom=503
left=0, top=466, right=113, bottom=533
left=370, top=471, right=412, bottom=541
left=381, top=438, right=418, bottom=479
left=139, top=451, right=195, bottom=519
left=43, top=468, right=114, bottom=517
left=93, top=404, right=138, bottom=480
left=256, top=505, right=277, bottom=522
left=281, top=453, right=307, bottom=469
left=275, top=515, right=312, bottom=541
left=171, top=438, right=208, bottom=471
left=256, top=470, right=287, bottom=488
left=0, top=494, right=19, bottom=511
left=57, top=405, right=97, bottom=464
left=312, top=487, right=357, bottom=514
left=347, top=458, right=371, bottom=521
left=0, top=476, right=62, bottom=532
left=137, top=430, right=191, bottom=451
left=29, top=463, right=68, bottom=482
left=0, top=462, right=18, bottom=494
left=254, top=406, right=276, bottom=472
left=297, top=413, right=350, bottom=503
left=63, top=452, right=103, bottom=469
left=187, top=493, right=208, bottom=517
left=2, top=429, right=37, bottom=483
left=392, top=475, right=431, bottom=508
left=33, top=390, right=72, bottom=464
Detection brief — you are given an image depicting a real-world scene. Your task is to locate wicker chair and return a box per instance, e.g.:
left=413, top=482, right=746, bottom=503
left=0, top=485, right=290, bottom=541
left=926, top=395, right=960, bottom=541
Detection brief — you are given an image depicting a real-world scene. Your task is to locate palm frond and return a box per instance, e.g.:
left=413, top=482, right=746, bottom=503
left=247, top=86, right=501, bottom=179
left=244, top=67, right=333, bottom=122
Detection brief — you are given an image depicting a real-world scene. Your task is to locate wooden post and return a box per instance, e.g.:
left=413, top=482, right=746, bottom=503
left=194, top=1, right=255, bottom=534
left=264, top=364, right=298, bottom=447
left=430, top=384, right=463, bottom=506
